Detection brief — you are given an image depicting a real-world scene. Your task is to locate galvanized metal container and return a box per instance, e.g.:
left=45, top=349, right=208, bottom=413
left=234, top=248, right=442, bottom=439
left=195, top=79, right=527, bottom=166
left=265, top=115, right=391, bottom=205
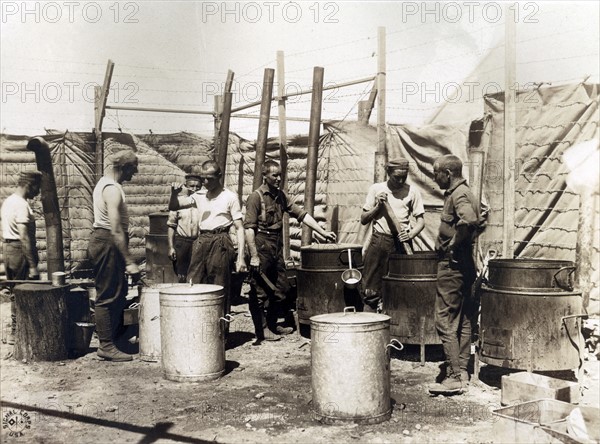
left=160, top=284, right=226, bottom=382
left=139, top=283, right=187, bottom=362
left=479, top=280, right=584, bottom=371
left=297, top=244, right=363, bottom=324
left=311, top=309, right=396, bottom=424
left=487, top=259, right=576, bottom=292
left=382, top=252, right=441, bottom=346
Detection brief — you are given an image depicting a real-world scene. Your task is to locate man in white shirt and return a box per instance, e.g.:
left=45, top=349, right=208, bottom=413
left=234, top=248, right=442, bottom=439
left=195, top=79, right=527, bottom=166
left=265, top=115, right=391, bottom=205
left=169, top=160, right=247, bottom=331
left=1, top=170, right=42, bottom=345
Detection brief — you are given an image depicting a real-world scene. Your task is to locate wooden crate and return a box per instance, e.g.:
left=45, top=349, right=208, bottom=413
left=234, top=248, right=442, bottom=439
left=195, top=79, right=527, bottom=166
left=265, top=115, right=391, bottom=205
left=501, top=372, right=580, bottom=406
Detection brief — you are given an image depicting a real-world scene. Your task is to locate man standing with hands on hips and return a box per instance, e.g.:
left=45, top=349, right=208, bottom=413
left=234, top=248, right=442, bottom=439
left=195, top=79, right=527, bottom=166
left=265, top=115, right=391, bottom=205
left=360, top=157, right=425, bottom=312
left=429, top=154, right=486, bottom=395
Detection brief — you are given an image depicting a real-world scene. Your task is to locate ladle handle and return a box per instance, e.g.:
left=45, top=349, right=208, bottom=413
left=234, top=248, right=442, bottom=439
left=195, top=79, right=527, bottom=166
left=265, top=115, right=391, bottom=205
left=347, top=249, right=353, bottom=269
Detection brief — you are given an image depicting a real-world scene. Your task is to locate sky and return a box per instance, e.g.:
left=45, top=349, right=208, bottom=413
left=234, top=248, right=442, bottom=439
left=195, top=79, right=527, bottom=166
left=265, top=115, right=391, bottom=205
left=1, top=1, right=599, bottom=139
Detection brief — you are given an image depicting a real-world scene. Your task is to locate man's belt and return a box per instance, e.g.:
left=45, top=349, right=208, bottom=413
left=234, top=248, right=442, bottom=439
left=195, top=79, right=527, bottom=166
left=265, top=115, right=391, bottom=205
left=3, top=239, right=20, bottom=243
left=257, top=228, right=281, bottom=236
left=199, top=226, right=231, bottom=235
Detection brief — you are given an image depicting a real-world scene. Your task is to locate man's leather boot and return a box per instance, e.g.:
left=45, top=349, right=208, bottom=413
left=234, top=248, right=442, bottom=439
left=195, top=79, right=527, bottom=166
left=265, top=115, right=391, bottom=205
left=95, top=306, right=132, bottom=362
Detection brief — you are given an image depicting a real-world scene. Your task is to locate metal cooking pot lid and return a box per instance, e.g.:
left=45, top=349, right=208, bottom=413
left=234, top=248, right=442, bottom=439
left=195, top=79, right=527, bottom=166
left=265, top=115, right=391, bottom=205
left=158, top=284, right=224, bottom=294
left=310, top=311, right=390, bottom=324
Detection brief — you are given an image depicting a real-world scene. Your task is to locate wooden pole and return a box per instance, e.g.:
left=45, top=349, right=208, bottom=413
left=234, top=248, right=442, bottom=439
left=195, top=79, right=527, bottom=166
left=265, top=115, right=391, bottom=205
left=217, top=92, right=233, bottom=184
left=252, top=68, right=275, bottom=191
left=213, top=95, right=223, bottom=152
left=301, top=67, right=324, bottom=246
left=575, top=190, right=597, bottom=310
left=94, top=59, right=114, bottom=182
left=375, top=26, right=387, bottom=183
left=277, top=51, right=291, bottom=259
left=360, top=83, right=378, bottom=125
left=106, top=105, right=213, bottom=115
left=503, top=5, right=517, bottom=259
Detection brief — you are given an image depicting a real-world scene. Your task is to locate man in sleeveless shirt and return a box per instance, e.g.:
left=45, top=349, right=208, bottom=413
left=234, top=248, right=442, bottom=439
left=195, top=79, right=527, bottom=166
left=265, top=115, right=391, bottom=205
left=169, top=160, right=247, bottom=330
left=1, top=171, right=42, bottom=345
left=244, top=160, right=337, bottom=344
left=361, top=158, right=425, bottom=312
left=87, top=150, right=140, bottom=362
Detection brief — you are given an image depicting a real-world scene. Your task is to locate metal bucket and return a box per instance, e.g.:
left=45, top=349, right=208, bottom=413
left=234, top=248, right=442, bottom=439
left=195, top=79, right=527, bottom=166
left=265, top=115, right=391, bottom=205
left=487, top=259, right=576, bottom=292
left=382, top=252, right=441, bottom=346
left=160, top=284, right=226, bottom=382
left=139, top=283, right=187, bottom=362
left=479, top=285, right=585, bottom=371
left=297, top=244, right=363, bottom=324
left=310, top=308, right=400, bottom=424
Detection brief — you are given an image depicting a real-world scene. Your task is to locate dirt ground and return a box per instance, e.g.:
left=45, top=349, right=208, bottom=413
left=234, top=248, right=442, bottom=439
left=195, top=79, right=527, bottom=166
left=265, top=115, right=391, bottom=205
left=1, top=295, right=599, bottom=444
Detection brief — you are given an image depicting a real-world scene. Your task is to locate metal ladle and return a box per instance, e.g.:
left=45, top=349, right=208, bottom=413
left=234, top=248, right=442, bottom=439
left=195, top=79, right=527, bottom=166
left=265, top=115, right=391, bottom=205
left=341, top=248, right=362, bottom=289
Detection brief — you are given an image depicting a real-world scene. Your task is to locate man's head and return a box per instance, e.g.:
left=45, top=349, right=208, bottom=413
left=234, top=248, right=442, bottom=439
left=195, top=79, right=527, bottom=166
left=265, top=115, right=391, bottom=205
left=18, top=171, right=42, bottom=199
left=262, top=160, right=281, bottom=190
left=386, top=157, right=410, bottom=187
left=433, top=154, right=463, bottom=189
left=184, top=166, right=203, bottom=195
left=112, top=150, right=139, bottom=183
left=200, top=160, right=222, bottom=192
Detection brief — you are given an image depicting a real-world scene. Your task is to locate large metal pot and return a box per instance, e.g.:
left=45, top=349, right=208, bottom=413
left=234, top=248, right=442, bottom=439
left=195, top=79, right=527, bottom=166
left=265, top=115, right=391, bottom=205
left=487, top=259, right=576, bottom=292
left=479, top=284, right=584, bottom=371
left=297, top=244, right=363, bottom=324
left=160, top=284, right=228, bottom=382
left=382, top=252, right=441, bottom=351
left=310, top=308, right=400, bottom=424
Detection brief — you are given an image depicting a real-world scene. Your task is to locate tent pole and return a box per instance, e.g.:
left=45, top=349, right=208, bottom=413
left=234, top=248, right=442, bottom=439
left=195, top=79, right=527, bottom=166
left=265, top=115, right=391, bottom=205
left=277, top=51, right=291, bottom=260
left=94, top=59, right=114, bottom=183
left=253, top=68, right=275, bottom=191
left=301, top=67, right=324, bottom=246
left=375, top=26, right=387, bottom=183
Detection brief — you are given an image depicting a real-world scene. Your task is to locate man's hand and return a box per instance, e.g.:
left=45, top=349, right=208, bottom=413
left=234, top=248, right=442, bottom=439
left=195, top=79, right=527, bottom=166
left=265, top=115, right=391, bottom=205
left=168, top=247, right=177, bottom=262
left=397, top=228, right=411, bottom=243
left=170, top=183, right=184, bottom=194
left=236, top=257, right=248, bottom=274
left=28, top=266, right=40, bottom=280
left=375, top=192, right=388, bottom=206
left=323, top=231, right=337, bottom=243
left=249, top=255, right=260, bottom=271
left=126, top=263, right=141, bottom=283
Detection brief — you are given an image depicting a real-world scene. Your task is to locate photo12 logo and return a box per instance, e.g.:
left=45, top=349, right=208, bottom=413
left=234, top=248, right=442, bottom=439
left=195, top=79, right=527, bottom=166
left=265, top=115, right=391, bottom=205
left=201, top=1, right=339, bottom=24
left=1, top=1, right=140, bottom=24
left=2, top=409, right=32, bottom=437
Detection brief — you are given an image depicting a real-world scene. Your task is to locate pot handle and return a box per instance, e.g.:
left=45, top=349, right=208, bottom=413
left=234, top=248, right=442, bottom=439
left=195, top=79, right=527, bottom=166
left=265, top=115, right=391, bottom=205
left=343, top=306, right=356, bottom=315
left=386, top=339, right=404, bottom=352
left=219, top=314, right=234, bottom=323
left=552, top=266, right=576, bottom=291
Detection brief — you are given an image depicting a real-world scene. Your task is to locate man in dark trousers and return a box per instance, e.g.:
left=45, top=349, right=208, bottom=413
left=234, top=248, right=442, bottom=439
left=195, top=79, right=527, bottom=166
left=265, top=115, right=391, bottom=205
left=169, top=160, right=247, bottom=329
left=360, top=158, right=425, bottom=312
left=429, top=154, right=485, bottom=394
left=244, top=160, right=337, bottom=344
left=88, top=150, right=140, bottom=362
left=1, top=171, right=42, bottom=345
left=167, top=168, right=202, bottom=283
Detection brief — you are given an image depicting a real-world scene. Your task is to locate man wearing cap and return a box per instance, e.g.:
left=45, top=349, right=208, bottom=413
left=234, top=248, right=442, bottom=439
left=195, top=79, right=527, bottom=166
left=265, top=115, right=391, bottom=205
left=169, top=160, right=247, bottom=327
left=244, top=160, right=337, bottom=344
left=360, top=157, right=425, bottom=312
left=1, top=170, right=42, bottom=345
left=167, top=168, right=203, bottom=283
left=87, top=150, right=140, bottom=362
left=429, top=154, right=486, bottom=394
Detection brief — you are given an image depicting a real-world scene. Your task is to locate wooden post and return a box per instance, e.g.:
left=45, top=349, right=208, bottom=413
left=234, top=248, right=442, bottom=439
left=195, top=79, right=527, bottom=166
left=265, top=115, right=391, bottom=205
left=503, top=5, right=517, bottom=259
left=375, top=26, right=387, bottom=183
left=252, top=68, right=275, bottom=191
left=27, top=137, right=65, bottom=274
left=277, top=51, right=291, bottom=259
left=360, top=83, right=378, bottom=125
left=358, top=101, right=369, bottom=126
left=301, top=67, right=325, bottom=246
left=470, top=149, right=486, bottom=262
left=14, top=283, right=70, bottom=361
left=94, top=60, right=114, bottom=181
left=217, top=92, right=233, bottom=183
left=214, top=95, right=223, bottom=152
left=575, top=190, right=597, bottom=310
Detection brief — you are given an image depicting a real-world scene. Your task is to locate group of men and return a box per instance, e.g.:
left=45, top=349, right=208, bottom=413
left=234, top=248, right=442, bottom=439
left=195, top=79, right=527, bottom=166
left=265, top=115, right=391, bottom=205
left=2, top=146, right=485, bottom=395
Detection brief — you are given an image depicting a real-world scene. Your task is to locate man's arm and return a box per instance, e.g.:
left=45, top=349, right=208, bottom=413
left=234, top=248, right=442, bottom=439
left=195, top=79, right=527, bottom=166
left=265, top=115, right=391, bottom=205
left=233, top=219, right=247, bottom=273
left=301, top=214, right=337, bottom=243
left=103, top=185, right=139, bottom=275
left=17, top=223, right=39, bottom=278
left=167, top=225, right=177, bottom=262
left=360, top=190, right=385, bottom=225
left=408, top=214, right=425, bottom=240
left=168, top=183, right=195, bottom=211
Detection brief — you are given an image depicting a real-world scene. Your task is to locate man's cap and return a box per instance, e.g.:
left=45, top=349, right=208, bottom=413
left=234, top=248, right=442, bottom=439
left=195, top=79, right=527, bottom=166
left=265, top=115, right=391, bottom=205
left=18, top=171, right=42, bottom=184
left=185, top=165, right=203, bottom=180
left=112, top=150, right=138, bottom=167
left=386, top=157, right=410, bottom=169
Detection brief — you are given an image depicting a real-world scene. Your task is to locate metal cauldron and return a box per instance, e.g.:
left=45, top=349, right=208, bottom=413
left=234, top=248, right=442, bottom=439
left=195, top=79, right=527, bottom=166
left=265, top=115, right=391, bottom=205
left=310, top=307, right=402, bottom=424
left=479, top=259, right=585, bottom=371
left=297, top=244, right=363, bottom=324
left=160, top=284, right=231, bottom=382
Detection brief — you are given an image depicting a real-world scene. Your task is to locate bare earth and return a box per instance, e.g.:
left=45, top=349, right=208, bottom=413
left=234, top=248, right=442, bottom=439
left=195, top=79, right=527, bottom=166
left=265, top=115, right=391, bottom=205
left=1, top=298, right=598, bottom=444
